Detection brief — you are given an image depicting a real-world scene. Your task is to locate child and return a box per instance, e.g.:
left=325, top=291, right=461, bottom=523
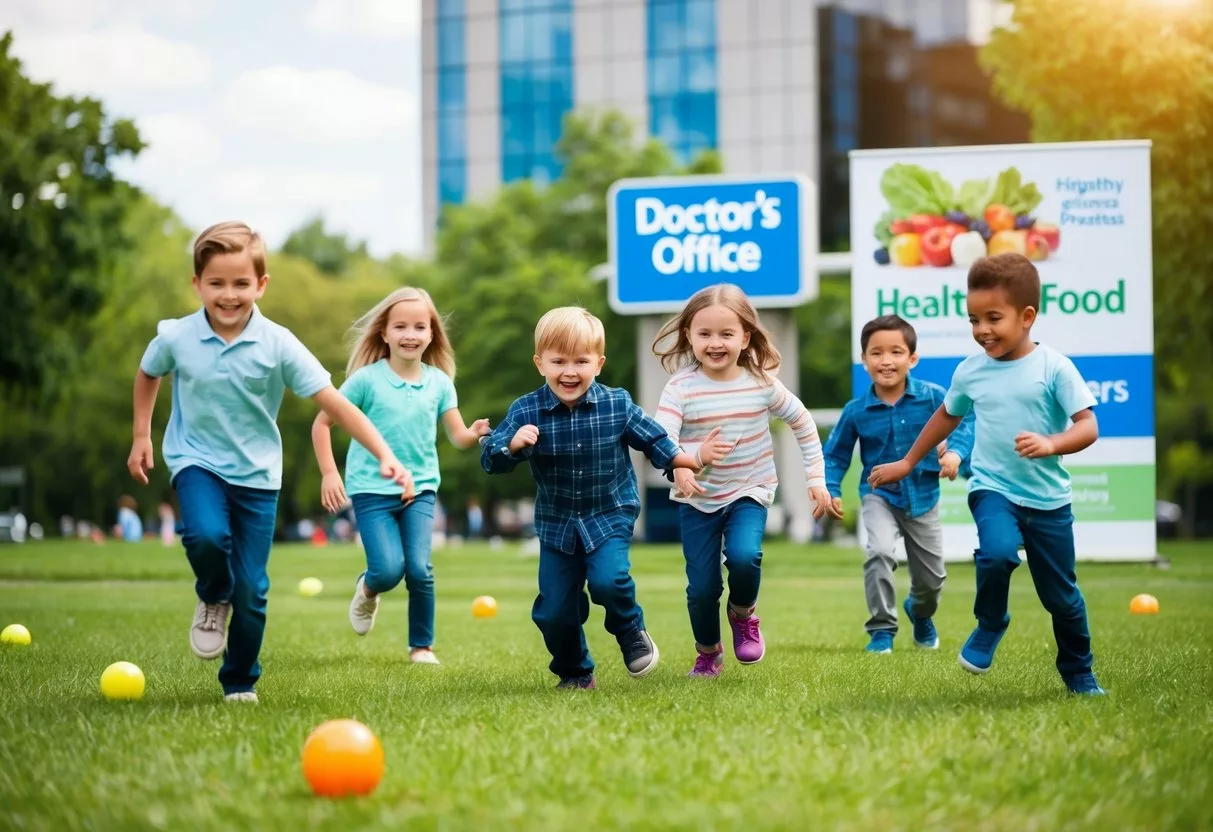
left=114, top=495, right=144, bottom=543
left=127, top=221, right=410, bottom=703
left=312, top=286, right=490, bottom=665
left=823, top=315, right=974, bottom=654
left=869, top=253, right=1105, bottom=696
left=480, top=307, right=730, bottom=689
left=652, top=283, right=840, bottom=678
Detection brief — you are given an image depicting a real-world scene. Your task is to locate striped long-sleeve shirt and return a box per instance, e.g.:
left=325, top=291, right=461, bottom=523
left=655, top=367, right=825, bottom=513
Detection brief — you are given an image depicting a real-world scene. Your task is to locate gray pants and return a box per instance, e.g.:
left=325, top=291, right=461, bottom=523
left=861, top=493, right=947, bottom=634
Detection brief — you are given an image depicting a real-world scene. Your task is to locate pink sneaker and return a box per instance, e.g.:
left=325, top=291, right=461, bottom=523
left=728, top=607, right=766, bottom=664
left=688, top=648, right=724, bottom=678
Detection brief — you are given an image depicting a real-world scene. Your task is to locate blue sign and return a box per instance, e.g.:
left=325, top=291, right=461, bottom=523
left=607, top=174, right=817, bottom=315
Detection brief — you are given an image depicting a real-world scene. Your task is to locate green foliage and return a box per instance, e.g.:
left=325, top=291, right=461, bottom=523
left=981, top=0, right=1213, bottom=523
left=280, top=214, right=370, bottom=276
left=0, top=31, right=145, bottom=394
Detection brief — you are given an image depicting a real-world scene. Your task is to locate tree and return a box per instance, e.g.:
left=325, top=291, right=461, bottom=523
left=981, top=0, right=1213, bottom=532
left=0, top=31, right=144, bottom=395
left=280, top=215, right=370, bottom=276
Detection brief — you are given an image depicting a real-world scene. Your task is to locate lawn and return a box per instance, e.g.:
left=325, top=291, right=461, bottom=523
left=1, top=538, right=1210, bottom=831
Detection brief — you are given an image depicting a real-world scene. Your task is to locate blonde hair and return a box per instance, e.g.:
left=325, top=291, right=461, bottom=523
left=346, top=287, right=456, bottom=379
left=534, top=307, right=606, bottom=355
left=193, top=221, right=267, bottom=277
left=652, top=283, right=780, bottom=383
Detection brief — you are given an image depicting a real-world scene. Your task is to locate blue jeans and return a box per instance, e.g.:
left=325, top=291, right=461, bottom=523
left=968, top=489, right=1093, bottom=677
left=532, top=533, right=645, bottom=678
left=350, top=491, right=436, bottom=649
left=173, top=466, right=278, bottom=694
left=679, top=498, right=768, bottom=647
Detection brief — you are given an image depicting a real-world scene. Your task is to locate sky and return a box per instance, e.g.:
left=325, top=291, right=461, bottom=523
left=0, top=0, right=425, bottom=256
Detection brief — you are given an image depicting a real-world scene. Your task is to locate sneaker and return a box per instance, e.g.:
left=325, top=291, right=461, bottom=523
left=224, top=691, right=258, bottom=703
left=348, top=574, right=379, bottom=636
left=555, top=674, right=596, bottom=690
left=903, top=597, right=939, bottom=649
left=1063, top=672, right=1107, bottom=696
left=688, top=648, right=724, bottom=678
left=866, top=630, right=894, bottom=654
left=619, top=629, right=660, bottom=678
left=727, top=607, right=766, bottom=664
left=958, top=625, right=1007, bottom=674
left=410, top=648, right=440, bottom=665
left=190, top=600, right=230, bottom=660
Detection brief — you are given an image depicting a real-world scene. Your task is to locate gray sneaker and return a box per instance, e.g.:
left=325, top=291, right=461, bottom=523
left=224, top=691, right=258, bottom=703
left=619, top=629, right=660, bottom=678
left=190, top=600, right=229, bottom=660
left=349, top=574, right=379, bottom=636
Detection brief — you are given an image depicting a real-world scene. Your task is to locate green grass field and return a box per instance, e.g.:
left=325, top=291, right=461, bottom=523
left=1, top=538, right=1210, bottom=831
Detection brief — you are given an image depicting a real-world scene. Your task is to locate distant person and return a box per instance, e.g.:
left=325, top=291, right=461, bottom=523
left=466, top=498, right=483, bottom=539
left=126, top=221, right=410, bottom=704
left=157, top=500, right=176, bottom=547
left=114, top=495, right=144, bottom=543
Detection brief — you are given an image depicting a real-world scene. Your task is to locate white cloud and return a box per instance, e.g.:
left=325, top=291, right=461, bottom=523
left=305, top=0, right=420, bottom=41
left=0, top=0, right=215, bottom=31
left=137, top=114, right=222, bottom=166
left=13, top=28, right=212, bottom=96
left=218, top=66, right=414, bottom=143
left=214, top=168, right=383, bottom=206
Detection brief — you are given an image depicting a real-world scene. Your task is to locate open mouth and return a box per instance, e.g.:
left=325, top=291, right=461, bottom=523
left=558, top=379, right=581, bottom=392
left=705, top=351, right=728, bottom=362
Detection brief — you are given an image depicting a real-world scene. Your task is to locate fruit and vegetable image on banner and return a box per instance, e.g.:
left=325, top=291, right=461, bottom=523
left=847, top=140, right=1156, bottom=561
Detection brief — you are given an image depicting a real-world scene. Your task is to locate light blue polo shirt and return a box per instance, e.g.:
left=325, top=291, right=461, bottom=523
left=944, top=343, right=1097, bottom=510
left=139, top=306, right=332, bottom=490
left=340, top=360, right=457, bottom=497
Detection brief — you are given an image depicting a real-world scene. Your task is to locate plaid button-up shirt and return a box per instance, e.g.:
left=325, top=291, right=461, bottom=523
left=824, top=376, right=975, bottom=518
left=481, top=382, right=681, bottom=553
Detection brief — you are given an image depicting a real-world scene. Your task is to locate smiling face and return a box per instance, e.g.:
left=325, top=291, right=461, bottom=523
left=534, top=348, right=605, bottom=405
left=967, top=287, right=1036, bottom=360
left=688, top=303, right=750, bottom=381
left=863, top=328, right=918, bottom=393
left=192, top=249, right=268, bottom=340
left=381, top=299, right=433, bottom=365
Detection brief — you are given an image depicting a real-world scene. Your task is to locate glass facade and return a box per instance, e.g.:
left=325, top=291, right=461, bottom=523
left=436, top=0, right=467, bottom=208
left=499, top=0, right=574, bottom=186
left=646, top=0, right=718, bottom=164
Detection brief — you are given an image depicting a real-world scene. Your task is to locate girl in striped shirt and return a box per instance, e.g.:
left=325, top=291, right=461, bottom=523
left=653, top=283, right=841, bottom=678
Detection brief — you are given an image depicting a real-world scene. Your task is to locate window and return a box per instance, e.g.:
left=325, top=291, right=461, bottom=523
left=436, top=6, right=467, bottom=208
left=646, top=0, right=718, bottom=164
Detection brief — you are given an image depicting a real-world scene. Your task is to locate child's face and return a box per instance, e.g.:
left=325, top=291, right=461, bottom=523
left=863, top=329, right=917, bottom=391
left=967, top=287, right=1035, bottom=360
left=192, top=250, right=267, bottom=337
left=534, top=348, right=605, bottom=405
left=381, top=300, right=432, bottom=364
left=688, top=303, right=750, bottom=380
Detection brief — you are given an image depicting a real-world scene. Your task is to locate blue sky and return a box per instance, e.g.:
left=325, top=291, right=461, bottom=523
left=1, top=0, right=424, bottom=256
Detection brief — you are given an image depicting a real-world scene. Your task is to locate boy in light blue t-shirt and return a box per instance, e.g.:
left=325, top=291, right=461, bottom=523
left=128, top=222, right=410, bottom=702
left=869, top=253, right=1105, bottom=696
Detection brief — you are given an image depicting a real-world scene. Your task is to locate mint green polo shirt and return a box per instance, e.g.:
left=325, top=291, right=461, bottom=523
left=341, top=360, right=457, bottom=496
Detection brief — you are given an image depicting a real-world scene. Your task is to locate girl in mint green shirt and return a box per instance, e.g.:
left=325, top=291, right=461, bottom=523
left=312, top=287, right=490, bottom=664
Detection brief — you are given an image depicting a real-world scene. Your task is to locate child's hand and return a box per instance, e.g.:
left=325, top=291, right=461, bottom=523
left=471, top=418, right=491, bottom=437
left=695, top=426, right=735, bottom=467
left=379, top=456, right=416, bottom=502
left=509, top=424, right=539, bottom=454
left=939, top=451, right=961, bottom=480
left=810, top=487, right=844, bottom=520
left=127, top=437, right=154, bottom=485
left=673, top=468, right=705, bottom=498
left=869, top=459, right=911, bottom=488
left=1014, top=432, right=1055, bottom=459
left=937, top=441, right=950, bottom=460
left=320, top=473, right=349, bottom=514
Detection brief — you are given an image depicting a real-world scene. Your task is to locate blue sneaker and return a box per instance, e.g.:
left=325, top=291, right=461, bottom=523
left=865, top=630, right=894, bottom=654
left=903, top=597, right=939, bottom=649
left=1063, top=672, right=1107, bottom=696
left=958, top=625, right=1006, bottom=674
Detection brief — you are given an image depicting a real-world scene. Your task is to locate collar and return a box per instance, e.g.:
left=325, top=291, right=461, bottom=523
left=195, top=304, right=264, bottom=344
left=538, top=380, right=600, bottom=411
left=380, top=359, right=427, bottom=389
left=863, top=375, right=924, bottom=409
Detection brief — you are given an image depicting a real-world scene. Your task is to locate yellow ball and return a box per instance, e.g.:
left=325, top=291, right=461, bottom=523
left=1129, top=593, right=1159, bottom=615
left=471, top=595, right=498, bottom=618
left=100, top=661, right=145, bottom=701
left=298, top=577, right=324, bottom=597
left=1, top=624, right=31, bottom=646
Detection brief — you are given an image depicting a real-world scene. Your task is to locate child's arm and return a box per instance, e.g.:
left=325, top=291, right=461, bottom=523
left=869, top=405, right=962, bottom=488
left=311, top=411, right=349, bottom=513
left=127, top=369, right=162, bottom=485
left=442, top=409, right=491, bottom=450
left=623, top=394, right=730, bottom=473
left=768, top=381, right=843, bottom=520
left=821, top=401, right=860, bottom=517
left=481, top=399, right=533, bottom=474
left=1016, top=408, right=1098, bottom=458
left=312, top=386, right=414, bottom=499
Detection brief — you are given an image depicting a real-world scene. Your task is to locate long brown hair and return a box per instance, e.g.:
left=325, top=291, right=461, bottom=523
left=346, top=287, right=456, bottom=379
left=652, top=283, right=781, bottom=383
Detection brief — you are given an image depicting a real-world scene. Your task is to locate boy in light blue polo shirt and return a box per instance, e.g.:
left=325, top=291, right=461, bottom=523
left=127, top=221, right=411, bottom=702
left=869, top=253, right=1105, bottom=696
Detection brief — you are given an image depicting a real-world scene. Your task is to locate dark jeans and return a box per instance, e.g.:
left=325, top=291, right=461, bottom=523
left=679, top=498, right=767, bottom=647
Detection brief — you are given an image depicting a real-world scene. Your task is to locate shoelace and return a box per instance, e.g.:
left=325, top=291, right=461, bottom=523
left=693, top=652, right=719, bottom=673
left=971, top=629, right=997, bottom=652
left=200, top=604, right=221, bottom=631
left=738, top=616, right=761, bottom=641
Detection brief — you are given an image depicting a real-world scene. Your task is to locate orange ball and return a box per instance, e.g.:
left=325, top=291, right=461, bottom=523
left=301, top=719, right=384, bottom=798
left=1129, top=593, right=1159, bottom=615
left=471, top=595, right=498, bottom=618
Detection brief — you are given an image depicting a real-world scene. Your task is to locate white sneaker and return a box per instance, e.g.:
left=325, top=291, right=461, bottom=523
left=349, top=575, right=379, bottom=636
left=190, top=600, right=230, bottom=660
left=224, top=691, right=258, bottom=703
left=410, top=648, right=440, bottom=665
